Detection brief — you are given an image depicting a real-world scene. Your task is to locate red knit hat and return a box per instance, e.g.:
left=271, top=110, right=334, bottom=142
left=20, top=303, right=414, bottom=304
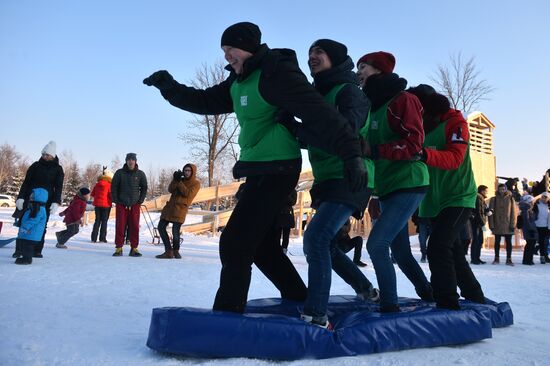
left=356, top=51, right=396, bottom=74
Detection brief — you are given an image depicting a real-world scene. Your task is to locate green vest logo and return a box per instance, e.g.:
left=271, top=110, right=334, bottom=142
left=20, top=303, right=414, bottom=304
left=240, top=95, right=248, bottom=106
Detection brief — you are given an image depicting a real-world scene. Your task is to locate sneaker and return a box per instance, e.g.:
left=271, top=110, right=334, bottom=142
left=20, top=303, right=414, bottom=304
left=506, top=258, right=514, bottom=266
left=56, top=243, right=68, bottom=249
left=358, top=287, right=380, bottom=302
left=173, top=251, right=182, bottom=259
left=129, top=248, right=142, bottom=257
left=353, top=259, right=367, bottom=267
left=300, top=314, right=333, bottom=330
left=112, top=248, right=123, bottom=257
left=15, top=257, right=32, bottom=265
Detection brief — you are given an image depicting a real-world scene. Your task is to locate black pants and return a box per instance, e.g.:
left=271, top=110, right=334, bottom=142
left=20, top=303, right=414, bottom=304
left=427, top=207, right=485, bottom=309
left=91, top=207, right=111, bottom=242
left=57, top=223, right=80, bottom=245
left=494, top=234, right=513, bottom=259
left=470, top=223, right=484, bottom=262
left=523, top=239, right=536, bottom=264
left=16, top=239, right=37, bottom=261
left=157, top=219, right=182, bottom=251
left=213, top=174, right=307, bottom=313
left=337, top=235, right=363, bottom=262
left=536, top=227, right=548, bottom=257
left=279, top=227, right=291, bottom=249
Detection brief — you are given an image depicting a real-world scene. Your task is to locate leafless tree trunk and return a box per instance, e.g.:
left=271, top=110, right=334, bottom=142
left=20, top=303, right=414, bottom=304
left=81, top=162, right=103, bottom=190
left=178, top=61, right=239, bottom=187
left=0, top=143, right=22, bottom=193
left=430, top=52, right=495, bottom=113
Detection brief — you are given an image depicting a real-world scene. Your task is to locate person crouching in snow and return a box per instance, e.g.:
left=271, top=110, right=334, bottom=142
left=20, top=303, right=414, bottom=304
left=156, top=163, right=200, bottom=259
left=55, top=187, right=90, bottom=248
left=14, top=188, right=48, bottom=265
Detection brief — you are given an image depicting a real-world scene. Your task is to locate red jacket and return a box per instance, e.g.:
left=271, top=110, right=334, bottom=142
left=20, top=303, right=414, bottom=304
left=60, top=196, right=87, bottom=224
left=423, top=109, right=469, bottom=170
left=91, top=178, right=112, bottom=208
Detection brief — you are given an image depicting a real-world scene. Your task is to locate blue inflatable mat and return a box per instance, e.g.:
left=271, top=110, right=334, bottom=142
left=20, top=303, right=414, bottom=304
left=147, top=295, right=509, bottom=360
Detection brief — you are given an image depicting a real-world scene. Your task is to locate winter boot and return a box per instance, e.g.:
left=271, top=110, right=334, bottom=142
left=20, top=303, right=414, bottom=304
left=420, top=254, right=427, bottom=263
left=56, top=243, right=68, bottom=249
left=12, top=251, right=21, bottom=258
left=112, top=247, right=123, bottom=257
left=416, top=284, right=435, bottom=302
left=492, top=257, right=499, bottom=265
left=506, top=258, right=514, bottom=266
left=15, top=256, right=32, bottom=265
left=129, top=248, right=142, bottom=257
left=173, top=251, right=182, bottom=259
left=541, top=256, right=546, bottom=264
left=358, top=287, right=380, bottom=302
left=353, top=259, right=368, bottom=267
left=155, top=249, right=174, bottom=259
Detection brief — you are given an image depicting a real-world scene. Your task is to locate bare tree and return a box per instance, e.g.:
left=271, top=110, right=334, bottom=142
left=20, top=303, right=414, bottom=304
left=0, top=143, right=22, bottom=193
left=430, top=52, right=495, bottom=113
left=178, top=61, right=240, bottom=187
left=82, top=162, right=103, bottom=190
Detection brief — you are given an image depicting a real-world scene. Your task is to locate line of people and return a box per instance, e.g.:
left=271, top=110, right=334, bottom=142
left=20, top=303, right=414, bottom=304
left=143, top=21, right=491, bottom=328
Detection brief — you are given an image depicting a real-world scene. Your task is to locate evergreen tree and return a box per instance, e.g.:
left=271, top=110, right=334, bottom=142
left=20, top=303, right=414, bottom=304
left=63, top=161, right=82, bottom=204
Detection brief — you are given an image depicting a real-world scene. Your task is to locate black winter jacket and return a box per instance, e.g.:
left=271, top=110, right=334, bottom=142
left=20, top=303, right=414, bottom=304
left=18, top=156, right=64, bottom=207
left=111, top=164, right=148, bottom=207
left=305, top=57, right=373, bottom=218
left=160, top=44, right=362, bottom=177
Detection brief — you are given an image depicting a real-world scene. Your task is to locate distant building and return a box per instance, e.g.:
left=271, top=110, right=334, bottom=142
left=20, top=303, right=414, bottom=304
left=467, top=111, right=497, bottom=195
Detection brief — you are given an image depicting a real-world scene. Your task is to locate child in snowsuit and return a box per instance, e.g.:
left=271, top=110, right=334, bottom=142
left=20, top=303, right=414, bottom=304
left=55, top=187, right=90, bottom=248
left=14, top=187, right=48, bottom=265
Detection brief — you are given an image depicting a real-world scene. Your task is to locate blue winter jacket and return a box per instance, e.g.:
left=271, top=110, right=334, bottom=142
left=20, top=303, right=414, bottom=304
left=519, top=200, right=538, bottom=241
left=17, top=188, right=48, bottom=242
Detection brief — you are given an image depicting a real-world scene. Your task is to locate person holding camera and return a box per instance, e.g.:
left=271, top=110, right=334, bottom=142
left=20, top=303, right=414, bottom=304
left=156, top=164, right=200, bottom=259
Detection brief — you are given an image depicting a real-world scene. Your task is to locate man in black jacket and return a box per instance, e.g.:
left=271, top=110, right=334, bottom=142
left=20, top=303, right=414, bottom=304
left=13, top=141, right=64, bottom=258
left=111, top=153, right=148, bottom=257
left=144, top=22, right=368, bottom=313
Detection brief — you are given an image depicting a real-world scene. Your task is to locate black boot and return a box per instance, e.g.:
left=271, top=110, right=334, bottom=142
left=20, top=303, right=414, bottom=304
left=15, top=257, right=32, bottom=265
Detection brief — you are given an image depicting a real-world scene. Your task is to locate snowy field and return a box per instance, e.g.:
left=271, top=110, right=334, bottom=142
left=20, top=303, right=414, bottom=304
left=1, top=207, right=549, bottom=366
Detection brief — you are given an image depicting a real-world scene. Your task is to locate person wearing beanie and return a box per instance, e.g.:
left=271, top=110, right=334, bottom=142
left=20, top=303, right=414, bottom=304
left=470, top=185, right=491, bottom=265
left=519, top=194, right=537, bottom=265
left=111, top=153, right=148, bottom=257
left=156, top=163, right=201, bottom=259
left=90, top=166, right=114, bottom=243
left=407, top=84, right=487, bottom=310
left=356, top=53, right=432, bottom=313
left=12, top=141, right=64, bottom=259
left=55, top=187, right=91, bottom=248
left=144, top=22, right=369, bottom=315
left=277, top=38, right=377, bottom=327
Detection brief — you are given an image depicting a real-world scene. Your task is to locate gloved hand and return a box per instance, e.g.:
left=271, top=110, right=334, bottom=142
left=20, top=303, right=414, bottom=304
left=276, top=110, right=300, bottom=136
left=143, top=70, right=176, bottom=90
left=343, top=157, right=368, bottom=192
left=173, top=170, right=182, bottom=181
left=16, top=198, right=24, bottom=210
left=50, top=203, right=60, bottom=215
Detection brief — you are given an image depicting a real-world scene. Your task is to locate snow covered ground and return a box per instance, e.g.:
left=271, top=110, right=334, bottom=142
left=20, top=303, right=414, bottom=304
left=1, top=207, right=549, bottom=366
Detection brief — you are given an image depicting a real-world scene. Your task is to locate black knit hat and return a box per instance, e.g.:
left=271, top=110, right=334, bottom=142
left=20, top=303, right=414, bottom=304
left=407, top=84, right=450, bottom=116
left=125, top=152, right=137, bottom=161
left=220, top=22, right=261, bottom=53
left=309, top=39, right=348, bottom=66
left=79, top=187, right=91, bottom=196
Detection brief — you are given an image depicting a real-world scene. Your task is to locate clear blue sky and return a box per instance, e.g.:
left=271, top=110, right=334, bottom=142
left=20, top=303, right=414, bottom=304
left=1, top=0, right=549, bottom=182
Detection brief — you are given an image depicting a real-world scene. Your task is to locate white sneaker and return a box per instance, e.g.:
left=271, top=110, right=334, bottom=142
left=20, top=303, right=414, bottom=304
left=300, top=314, right=333, bottom=330
left=56, top=243, right=68, bottom=249
left=358, top=288, right=380, bottom=302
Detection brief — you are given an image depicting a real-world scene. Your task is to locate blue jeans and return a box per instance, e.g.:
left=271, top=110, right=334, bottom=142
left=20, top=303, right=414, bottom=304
left=366, top=191, right=430, bottom=308
left=303, top=201, right=374, bottom=321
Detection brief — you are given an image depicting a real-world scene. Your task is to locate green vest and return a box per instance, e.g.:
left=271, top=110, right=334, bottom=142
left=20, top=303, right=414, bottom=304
left=368, top=98, right=429, bottom=198
left=308, top=84, right=374, bottom=188
left=230, top=69, right=301, bottom=162
left=419, top=120, right=477, bottom=217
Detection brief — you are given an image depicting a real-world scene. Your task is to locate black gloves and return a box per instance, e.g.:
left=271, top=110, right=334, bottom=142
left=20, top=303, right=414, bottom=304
left=276, top=110, right=300, bottom=136
left=343, top=157, right=368, bottom=192
left=143, top=70, right=176, bottom=90
left=173, top=170, right=183, bottom=181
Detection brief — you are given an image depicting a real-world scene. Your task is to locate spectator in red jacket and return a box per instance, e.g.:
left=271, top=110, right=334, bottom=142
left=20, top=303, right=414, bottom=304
left=55, top=187, right=90, bottom=248
left=91, top=168, right=113, bottom=243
